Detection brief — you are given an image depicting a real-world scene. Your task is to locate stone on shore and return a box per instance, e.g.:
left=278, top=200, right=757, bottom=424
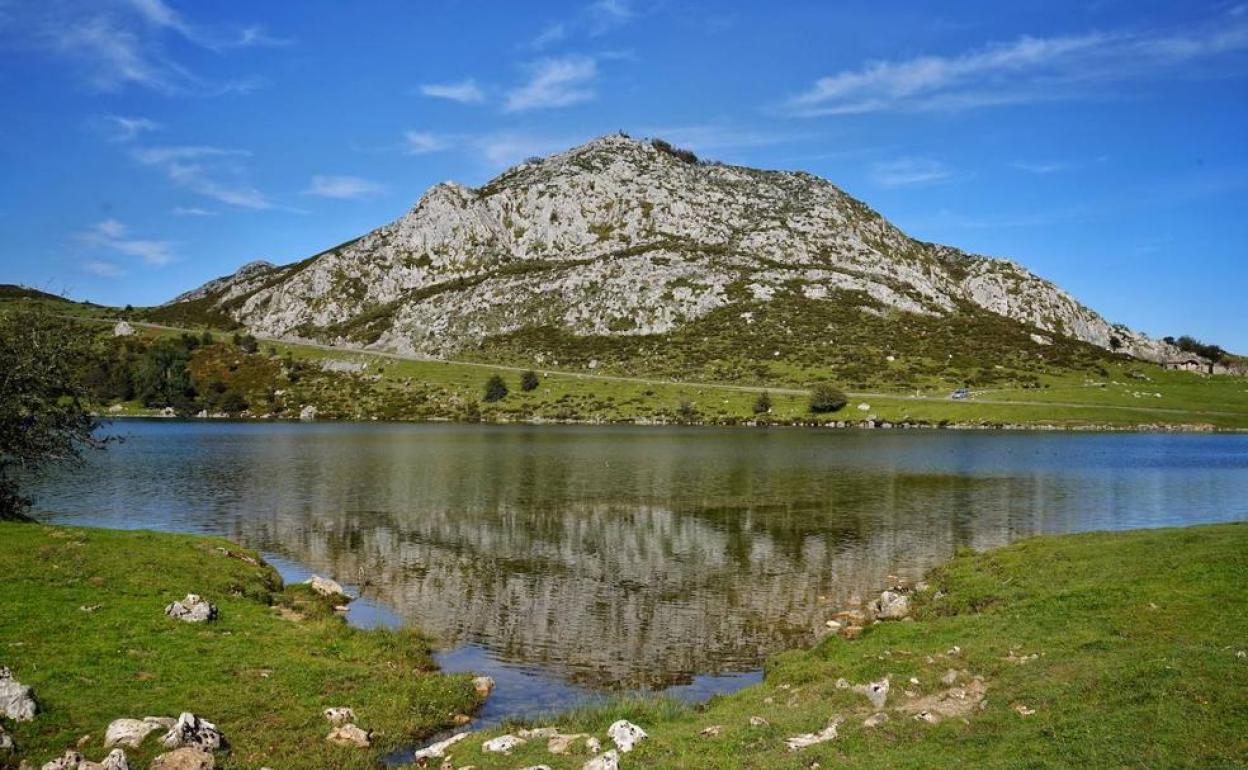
left=0, top=667, right=37, bottom=721
left=325, top=723, right=371, bottom=748
left=40, top=750, right=83, bottom=770
left=481, top=733, right=525, bottom=753
left=149, top=747, right=214, bottom=770
left=161, top=713, right=223, bottom=752
left=299, top=405, right=318, bottom=421
left=471, top=675, right=495, bottom=697
left=163, top=595, right=218, bottom=624
left=785, top=718, right=842, bottom=751
left=411, top=731, right=468, bottom=761
left=547, top=733, right=590, bottom=754
left=872, top=590, right=911, bottom=620
left=606, top=720, right=647, bottom=752
left=305, top=576, right=346, bottom=598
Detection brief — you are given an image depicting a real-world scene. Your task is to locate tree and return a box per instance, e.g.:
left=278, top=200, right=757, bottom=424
left=0, top=307, right=106, bottom=519
left=133, top=340, right=196, bottom=410
left=808, top=383, right=848, bottom=414
left=520, top=370, right=540, bottom=392
left=483, top=374, right=508, bottom=402
left=753, top=391, right=772, bottom=415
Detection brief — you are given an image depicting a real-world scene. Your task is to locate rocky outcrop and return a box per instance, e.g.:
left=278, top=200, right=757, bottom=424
left=148, top=747, right=214, bottom=770
left=606, top=720, right=647, bottom=753
left=160, top=713, right=223, bottom=752
left=173, top=135, right=1178, bottom=364
left=325, top=723, right=371, bottom=748
left=0, top=667, right=37, bottom=721
left=305, top=576, right=346, bottom=598
left=104, top=718, right=167, bottom=749
left=164, top=595, right=217, bottom=623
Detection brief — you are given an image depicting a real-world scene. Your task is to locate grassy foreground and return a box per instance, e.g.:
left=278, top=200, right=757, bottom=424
left=458, top=524, right=1248, bottom=769
left=0, top=522, right=480, bottom=770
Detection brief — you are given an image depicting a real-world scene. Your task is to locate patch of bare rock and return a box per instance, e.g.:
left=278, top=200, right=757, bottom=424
left=163, top=594, right=217, bottom=624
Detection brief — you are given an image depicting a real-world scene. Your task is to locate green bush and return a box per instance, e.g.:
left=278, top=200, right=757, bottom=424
left=752, top=391, right=772, bottom=414
left=808, top=383, right=847, bottom=413
left=483, top=374, right=508, bottom=402
left=520, top=370, right=540, bottom=392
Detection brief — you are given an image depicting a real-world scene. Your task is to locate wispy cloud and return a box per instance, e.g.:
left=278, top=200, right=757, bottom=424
left=303, top=175, right=386, bottom=199
left=403, top=131, right=452, bottom=155
left=419, top=79, right=485, bottom=104
left=9, top=0, right=282, bottom=94
left=132, top=145, right=274, bottom=209
left=783, top=15, right=1248, bottom=116
left=172, top=206, right=216, bottom=216
left=1010, top=160, right=1071, bottom=174
left=505, top=55, right=597, bottom=112
left=529, top=0, right=633, bottom=49
left=103, top=114, right=161, bottom=141
left=529, top=23, right=567, bottom=50
left=79, top=218, right=175, bottom=266
left=870, top=158, right=953, bottom=187
left=84, top=259, right=126, bottom=278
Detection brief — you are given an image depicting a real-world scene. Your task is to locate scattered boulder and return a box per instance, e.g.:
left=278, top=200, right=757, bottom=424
left=471, top=676, right=495, bottom=697
left=699, top=725, right=723, bottom=737
left=40, top=750, right=83, bottom=770
left=325, top=724, right=371, bottom=748
left=411, top=732, right=468, bottom=761
left=898, top=674, right=988, bottom=723
left=863, top=713, right=889, bottom=728
left=585, top=736, right=602, bottom=753
left=547, top=733, right=590, bottom=754
left=105, top=719, right=165, bottom=749
left=79, top=749, right=129, bottom=770
left=0, top=724, right=12, bottom=751
left=161, top=713, right=223, bottom=752
left=322, top=707, right=355, bottom=726
left=451, top=713, right=472, bottom=726
left=517, top=727, right=559, bottom=739
left=582, top=749, right=619, bottom=770
left=299, top=405, right=318, bottom=422
left=305, top=576, right=346, bottom=598
left=852, top=677, right=890, bottom=709
left=1012, top=703, right=1036, bottom=717
left=113, top=321, right=134, bottom=337
left=0, top=667, right=37, bottom=721
left=748, top=715, right=769, bottom=727
left=149, top=747, right=214, bottom=770
left=606, top=720, right=647, bottom=753
left=785, top=718, right=842, bottom=751
left=481, top=734, right=525, bottom=753
left=164, top=595, right=218, bottom=624
left=941, top=669, right=960, bottom=686
left=872, top=590, right=910, bottom=620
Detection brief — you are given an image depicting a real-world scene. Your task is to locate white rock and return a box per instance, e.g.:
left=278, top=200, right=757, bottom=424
left=298, top=404, right=318, bottom=421
left=873, top=590, right=910, bottom=620
left=322, top=707, right=355, bottom=726
left=305, top=576, right=346, bottom=597
left=41, top=749, right=83, bottom=770
left=411, top=731, right=468, bottom=761
left=852, top=677, right=890, bottom=709
left=582, top=749, right=619, bottom=770
left=325, top=723, right=371, bottom=748
left=481, top=734, right=525, bottom=753
left=101, top=749, right=129, bottom=770
left=0, top=724, right=12, bottom=751
left=585, top=736, right=601, bottom=753
left=472, top=675, right=495, bottom=697
left=105, top=718, right=163, bottom=749
left=0, top=667, right=37, bottom=721
left=164, top=595, right=217, bottom=624
left=863, top=712, right=889, bottom=728
left=113, top=321, right=134, bottom=337
left=161, top=713, right=223, bottom=751
left=606, top=720, right=647, bottom=752
left=785, top=718, right=842, bottom=751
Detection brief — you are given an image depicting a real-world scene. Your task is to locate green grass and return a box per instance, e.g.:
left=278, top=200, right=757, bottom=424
left=0, top=522, right=480, bottom=770
left=456, top=523, right=1248, bottom=769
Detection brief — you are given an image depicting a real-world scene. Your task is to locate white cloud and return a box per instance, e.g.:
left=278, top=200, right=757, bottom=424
left=505, top=55, right=597, bottom=112
left=585, top=0, right=633, bottom=36
left=79, top=219, right=175, bottom=266
left=784, top=17, right=1248, bottom=116
left=1010, top=160, right=1070, bottom=174
left=529, top=23, right=567, bottom=50
left=172, top=206, right=216, bottom=216
left=419, top=79, right=485, bottom=104
left=303, top=175, right=386, bottom=199
left=84, top=260, right=125, bottom=278
left=403, top=131, right=452, bottom=154
left=132, top=145, right=274, bottom=209
left=104, top=114, right=160, bottom=141
left=870, top=158, right=953, bottom=187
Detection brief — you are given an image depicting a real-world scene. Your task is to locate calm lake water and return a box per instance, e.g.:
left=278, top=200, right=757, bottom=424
left=27, top=422, right=1248, bottom=704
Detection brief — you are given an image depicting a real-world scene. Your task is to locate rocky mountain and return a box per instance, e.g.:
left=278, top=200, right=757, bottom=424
left=166, top=135, right=1177, bottom=378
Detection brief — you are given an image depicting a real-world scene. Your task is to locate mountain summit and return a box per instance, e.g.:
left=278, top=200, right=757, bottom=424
left=168, top=135, right=1176, bottom=384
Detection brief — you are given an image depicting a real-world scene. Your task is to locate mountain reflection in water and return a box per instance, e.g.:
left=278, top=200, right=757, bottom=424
left=29, top=422, right=1248, bottom=689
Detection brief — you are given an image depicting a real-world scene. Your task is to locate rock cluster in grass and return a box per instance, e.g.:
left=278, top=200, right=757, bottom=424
left=323, top=705, right=372, bottom=748
left=164, top=594, right=218, bottom=624
left=0, top=667, right=37, bottom=722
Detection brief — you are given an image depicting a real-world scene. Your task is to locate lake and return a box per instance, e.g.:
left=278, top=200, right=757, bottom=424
left=26, top=422, right=1248, bottom=714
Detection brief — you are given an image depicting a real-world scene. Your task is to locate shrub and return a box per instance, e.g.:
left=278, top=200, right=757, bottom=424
left=219, top=390, right=249, bottom=414
left=650, top=138, right=699, bottom=164
left=808, top=383, right=848, bottom=413
left=520, top=370, right=540, bottom=392
left=677, top=399, right=697, bottom=419
left=483, top=374, right=509, bottom=402
left=752, top=391, right=772, bottom=414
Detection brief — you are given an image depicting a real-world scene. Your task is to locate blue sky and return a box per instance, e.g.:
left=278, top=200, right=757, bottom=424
left=1, top=0, right=1246, bottom=349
